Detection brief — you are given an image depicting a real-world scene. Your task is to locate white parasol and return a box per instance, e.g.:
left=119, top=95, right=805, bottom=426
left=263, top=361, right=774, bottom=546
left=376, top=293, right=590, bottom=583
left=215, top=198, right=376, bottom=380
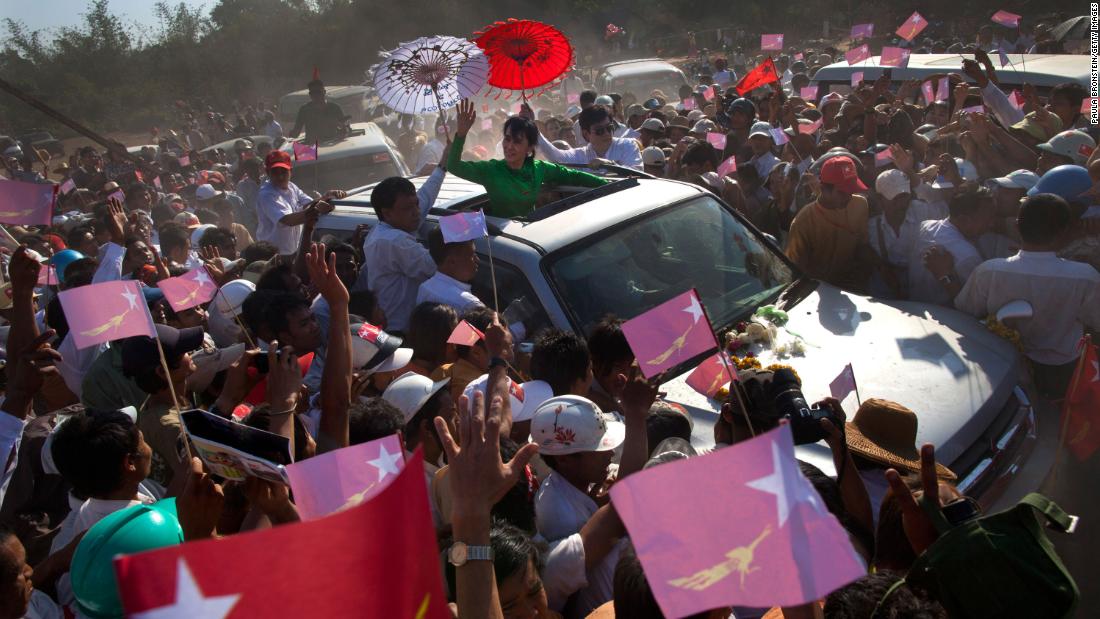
left=372, top=36, right=488, bottom=122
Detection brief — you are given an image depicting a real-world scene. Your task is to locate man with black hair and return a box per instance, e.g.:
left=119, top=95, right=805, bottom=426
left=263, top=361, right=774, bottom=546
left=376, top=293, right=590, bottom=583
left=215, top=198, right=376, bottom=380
left=348, top=397, right=405, bottom=446
left=288, top=78, right=348, bottom=143
left=530, top=328, right=593, bottom=397
left=433, top=306, right=501, bottom=401
left=198, top=226, right=239, bottom=260
left=158, top=222, right=198, bottom=269
left=361, top=163, right=446, bottom=333
left=824, top=570, right=947, bottom=618
left=416, top=227, right=481, bottom=315
left=956, top=193, right=1100, bottom=395
left=263, top=292, right=322, bottom=356
left=539, top=105, right=643, bottom=170
left=0, top=523, right=64, bottom=619
left=605, top=543, right=728, bottom=619
left=914, top=186, right=997, bottom=305
left=586, top=315, right=634, bottom=414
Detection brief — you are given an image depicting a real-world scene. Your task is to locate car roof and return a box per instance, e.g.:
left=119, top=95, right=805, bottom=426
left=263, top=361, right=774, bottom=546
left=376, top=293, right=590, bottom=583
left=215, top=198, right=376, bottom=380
left=283, top=123, right=393, bottom=159
left=339, top=174, right=705, bottom=253
left=600, top=59, right=683, bottom=77
left=200, top=135, right=272, bottom=154
left=812, top=54, right=1087, bottom=88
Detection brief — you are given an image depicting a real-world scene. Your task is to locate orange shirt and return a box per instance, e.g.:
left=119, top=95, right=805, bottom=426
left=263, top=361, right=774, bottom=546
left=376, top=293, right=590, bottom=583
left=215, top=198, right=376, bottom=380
left=785, top=196, right=870, bottom=289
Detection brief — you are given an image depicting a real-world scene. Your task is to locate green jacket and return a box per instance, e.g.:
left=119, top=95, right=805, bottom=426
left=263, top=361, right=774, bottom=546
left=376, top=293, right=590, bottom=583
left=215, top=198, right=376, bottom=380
left=446, top=135, right=607, bottom=218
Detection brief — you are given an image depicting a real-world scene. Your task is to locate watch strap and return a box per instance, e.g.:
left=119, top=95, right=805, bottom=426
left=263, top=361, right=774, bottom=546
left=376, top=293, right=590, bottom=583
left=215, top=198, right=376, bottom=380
left=464, top=545, right=494, bottom=562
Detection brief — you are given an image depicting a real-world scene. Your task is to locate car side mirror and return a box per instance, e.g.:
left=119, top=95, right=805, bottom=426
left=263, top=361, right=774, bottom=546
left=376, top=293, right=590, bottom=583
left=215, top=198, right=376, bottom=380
left=995, top=300, right=1033, bottom=323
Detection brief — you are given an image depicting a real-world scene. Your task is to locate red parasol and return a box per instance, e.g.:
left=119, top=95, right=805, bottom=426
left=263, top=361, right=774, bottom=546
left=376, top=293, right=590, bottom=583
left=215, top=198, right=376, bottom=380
left=474, top=19, right=574, bottom=100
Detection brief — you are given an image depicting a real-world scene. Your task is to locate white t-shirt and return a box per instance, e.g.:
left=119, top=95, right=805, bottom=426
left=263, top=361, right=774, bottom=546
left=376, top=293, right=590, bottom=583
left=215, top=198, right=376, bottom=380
left=867, top=200, right=947, bottom=267
left=908, top=219, right=985, bottom=305
left=256, top=180, right=312, bottom=255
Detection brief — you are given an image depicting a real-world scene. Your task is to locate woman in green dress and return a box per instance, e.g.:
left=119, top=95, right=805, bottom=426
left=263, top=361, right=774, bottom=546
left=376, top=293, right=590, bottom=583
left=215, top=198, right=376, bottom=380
left=447, top=100, right=608, bottom=218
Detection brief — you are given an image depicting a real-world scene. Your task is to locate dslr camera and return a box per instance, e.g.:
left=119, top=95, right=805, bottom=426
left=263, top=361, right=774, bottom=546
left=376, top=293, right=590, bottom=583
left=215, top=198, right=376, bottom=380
left=769, top=368, right=843, bottom=445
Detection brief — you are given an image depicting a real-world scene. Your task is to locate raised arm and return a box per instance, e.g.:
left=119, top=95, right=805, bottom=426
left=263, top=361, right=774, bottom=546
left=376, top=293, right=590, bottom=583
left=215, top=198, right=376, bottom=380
left=446, top=101, right=488, bottom=185
left=308, top=243, right=353, bottom=452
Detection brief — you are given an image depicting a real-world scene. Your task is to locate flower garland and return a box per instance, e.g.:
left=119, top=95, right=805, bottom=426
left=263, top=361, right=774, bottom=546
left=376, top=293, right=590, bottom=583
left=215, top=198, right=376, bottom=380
left=984, top=314, right=1024, bottom=351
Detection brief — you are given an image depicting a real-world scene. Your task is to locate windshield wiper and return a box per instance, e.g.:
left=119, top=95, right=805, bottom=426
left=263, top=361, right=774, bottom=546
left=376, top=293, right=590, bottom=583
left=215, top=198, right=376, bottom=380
left=776, top=276, right=818, bottom=311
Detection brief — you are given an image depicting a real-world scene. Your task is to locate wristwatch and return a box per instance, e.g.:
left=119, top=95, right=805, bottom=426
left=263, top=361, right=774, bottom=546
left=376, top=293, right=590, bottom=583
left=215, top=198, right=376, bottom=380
left=447, top=541, right=494, bottom=567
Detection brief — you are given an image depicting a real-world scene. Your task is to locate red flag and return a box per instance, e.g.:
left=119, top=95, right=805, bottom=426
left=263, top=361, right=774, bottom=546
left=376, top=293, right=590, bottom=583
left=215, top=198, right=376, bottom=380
left=845, top=44, right=871, bottom=66
left=446, top=320, right=485, bottom=346
left=621, top=289, right=719, bottom=379
left=285, top=434, right=405, bottom=520
left=760, top=34, right=784, bottom=51
left=991, top=10, right=1021, bottom=28
left=0, top=179, right=57, bottom=226
left=880, top=46, right=912, bottom=68
left=158, top=267, right=219, bottom=312
left=896, top=11, right=928, bottom=42
left=734, top=58, right=779, bottom=96
left=706, top=132, right=727, bottom=150
left=686, top=352, right=734, bottom=399
left=292, top=142, right=318, bottom=162
left=115, top=450, right=450, bottom=618
left=58, top=280, right=157, bottom=349
left=1063, top=337, right=1100, bottom=461
left=717, top=155, right=738, bottom=178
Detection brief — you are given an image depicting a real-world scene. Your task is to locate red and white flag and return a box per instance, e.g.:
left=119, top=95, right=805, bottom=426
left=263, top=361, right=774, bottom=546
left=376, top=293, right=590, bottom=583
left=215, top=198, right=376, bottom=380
left=880, top=46, right=911, bottom=68
left=285, top=434, right=405, bottom=520
left=799, top=118, right=823, bottom=135
left=292, top=142, right=318, bottom=162
left=706, top=133, right=727, bottom=150
left=0, top=179, right=57, bottom=226
left=896, top=11, right=928, bottom=41
left=59, top=178, right=76, bottom=195
left=115, top=450, right=450, bottom=619
left=770, top=127, right=789, bottom=145
left=179, top=154, right=191, bottom=167
left=621, top=289, right=719, bottom=379
left=717, top=155, right=738, bottom=178
left=845, top=44, right=871, bottom=66
left=686, top=352, right=734, bottom=399
left=935, top=77, right=949, bottom=102
left=1062, top=337, right=1100, bottom=461
left=991, top=10, right=1021, bottom=28
left=438, top=209, right=488, bottom=243
left=850, top=23, right=874, bottom=39
left=446, top=320, right=485, bottom=346
left=58, top=280, right=157, bottom=349
left=799, top=85, right=818, bottom=101
left=851, top=71, right=864, bottom=87
left=158, top=267, right=219, bottom=312
left=734, top=58, right=780, bottom=96
left=922, top=81, right=935, bottom=105
left=760, top=34, right=784, bottom=51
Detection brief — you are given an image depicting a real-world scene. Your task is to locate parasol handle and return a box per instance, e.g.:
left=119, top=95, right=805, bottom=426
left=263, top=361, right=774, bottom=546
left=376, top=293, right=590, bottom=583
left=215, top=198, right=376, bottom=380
left=519, top=63, right=528, bottom=104
left=432, top=86, right=452, bottom=142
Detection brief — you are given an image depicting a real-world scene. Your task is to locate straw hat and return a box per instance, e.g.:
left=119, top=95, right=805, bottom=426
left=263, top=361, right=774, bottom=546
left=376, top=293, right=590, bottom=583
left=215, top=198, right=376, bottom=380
left=845, top=399, right=955, bottom=480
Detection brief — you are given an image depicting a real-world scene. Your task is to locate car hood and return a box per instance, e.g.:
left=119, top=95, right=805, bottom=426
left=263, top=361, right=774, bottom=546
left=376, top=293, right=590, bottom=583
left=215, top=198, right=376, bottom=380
left=662, top=283, right=1021, bottom=472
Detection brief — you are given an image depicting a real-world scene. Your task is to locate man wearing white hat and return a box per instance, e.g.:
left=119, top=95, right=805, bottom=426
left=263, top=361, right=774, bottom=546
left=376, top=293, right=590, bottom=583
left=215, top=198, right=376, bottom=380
left=867, top=169, right=947, bottom=298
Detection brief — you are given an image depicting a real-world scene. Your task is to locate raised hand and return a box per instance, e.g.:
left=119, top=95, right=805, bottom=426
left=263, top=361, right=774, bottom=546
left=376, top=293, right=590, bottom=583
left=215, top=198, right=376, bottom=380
left=8, top=246, right=42, bottom=296
left=176, top=457, right=225, bottom=540
left=884, top=444, right=956, bottom=554
left=106, top=198, right=128, bottom=245
left=305, top=242, right=349, bottom=306
left=456, top=100, right=477, bottom=137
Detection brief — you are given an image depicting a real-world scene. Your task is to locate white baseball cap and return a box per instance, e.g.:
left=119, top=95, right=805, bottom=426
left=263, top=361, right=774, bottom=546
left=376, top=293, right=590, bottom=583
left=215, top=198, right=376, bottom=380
left=642, top=146, right=666, bottom=167
left=462, top=375, right=554, bottom=423
left=351, top=322, right=413, bottom=376
left=191, top=223, right=217, bottom=247
left=749, top=121, right=774, bottom=140
left=988, top=169, right=1040, bottom=190
left=530, top=395, right=625, bottom=456
left=640, top=118, right=666, bottom=132
left=686, top=110, right=705, bottom=122
left=213, top=279, right=255, bottom=317
left=194, top=183, right=224, bottom=201
left=382, top=371, right=451, bottom=425
left=594, top=95, right=614, bottom=106
left=691, top=119, right=718, bottom=135
left=875, top=169, right=911, bottom=200
left=1037, top=130, right=1096, bottom=165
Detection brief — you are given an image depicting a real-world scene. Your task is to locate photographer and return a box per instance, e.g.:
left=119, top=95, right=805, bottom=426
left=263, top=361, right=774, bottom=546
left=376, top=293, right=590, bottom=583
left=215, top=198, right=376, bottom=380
left=713, top=368, right=874, bottom=548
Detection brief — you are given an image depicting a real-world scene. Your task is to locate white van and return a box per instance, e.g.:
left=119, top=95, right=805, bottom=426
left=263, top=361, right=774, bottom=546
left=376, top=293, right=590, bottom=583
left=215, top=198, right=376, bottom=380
left=277, top=85, right=377, bottom=127
left=811, top=54, right=1088, bottom=97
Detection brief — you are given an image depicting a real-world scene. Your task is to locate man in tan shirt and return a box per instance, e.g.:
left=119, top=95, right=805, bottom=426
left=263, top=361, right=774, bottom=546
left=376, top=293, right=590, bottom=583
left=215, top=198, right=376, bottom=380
left=786, top=156, right=877, bottom=292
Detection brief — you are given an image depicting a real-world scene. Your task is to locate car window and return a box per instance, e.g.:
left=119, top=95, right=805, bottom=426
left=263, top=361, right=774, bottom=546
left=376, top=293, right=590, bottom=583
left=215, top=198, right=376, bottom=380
left=469, top=257, right=551, bottom=343
left=546, top=195, right=793, bottom=335
left=609, top=73, right=687, bottom=99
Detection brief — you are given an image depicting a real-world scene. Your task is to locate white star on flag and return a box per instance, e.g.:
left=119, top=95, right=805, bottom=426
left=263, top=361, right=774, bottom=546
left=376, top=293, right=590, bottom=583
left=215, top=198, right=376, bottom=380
left=911, top=14, right=921, bottom=23
left=367, top=445, right=403, bottom=481
left=192, top=269, right=213, bottom=287
left=131, top=558, right=239, bottom=618
left=1091, top=360, right=1099, bottom=383
left=746, top=439, right=821, bottom=526
left=683, top=294, right=704, bottom=325
left=121, top=288, right=139, bottom=311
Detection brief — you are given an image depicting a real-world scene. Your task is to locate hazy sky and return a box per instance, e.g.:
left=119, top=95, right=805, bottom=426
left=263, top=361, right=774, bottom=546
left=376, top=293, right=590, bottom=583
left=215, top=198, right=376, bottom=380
left=0, top=0, right=212, bottom=34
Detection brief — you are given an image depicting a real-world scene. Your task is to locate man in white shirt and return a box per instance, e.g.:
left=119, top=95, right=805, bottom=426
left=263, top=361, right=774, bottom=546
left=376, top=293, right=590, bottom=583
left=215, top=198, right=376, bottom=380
left=413, top=117, right=450, bottom=174
left=956, top=194, right=1100, bottom=395
left=416, top=228, right=482, bottom=314
left=868, top=169, right=948, bottom=298
left=910, top=187, right=997, bottom=306
left=362, top=168, right=446, bottom=333
left=255, top=150, right=345, bottom=257
left=540, top=105, right=643, bottom=171
left=747, top=121, right=780, bottom=178
left=712, top=58, right=735, bottom=87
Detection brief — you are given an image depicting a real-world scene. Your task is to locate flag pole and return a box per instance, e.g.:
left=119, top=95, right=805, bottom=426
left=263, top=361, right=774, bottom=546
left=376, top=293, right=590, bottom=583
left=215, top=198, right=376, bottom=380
left=214, top=287, right=256, bottom=349
left=485, top=238, right=499, bottom=313
left=432, top=87, right=452, bottom=142
left=694, top=289, right=755, bottom=437
left=1049, top=335, right=1091, bottom=487
left=313, top=141, right=319, bottom=195
left=155, top=335, right=194, bottom=460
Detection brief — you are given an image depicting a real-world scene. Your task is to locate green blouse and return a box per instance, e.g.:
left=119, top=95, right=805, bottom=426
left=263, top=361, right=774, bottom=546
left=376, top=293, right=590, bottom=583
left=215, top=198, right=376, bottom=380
left=446, top=135, right=608, bottom=218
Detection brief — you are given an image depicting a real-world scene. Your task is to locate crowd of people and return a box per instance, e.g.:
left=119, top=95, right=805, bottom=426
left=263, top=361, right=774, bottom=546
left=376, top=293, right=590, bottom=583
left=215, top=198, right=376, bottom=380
left=0, top=12, right=1095, bottom=619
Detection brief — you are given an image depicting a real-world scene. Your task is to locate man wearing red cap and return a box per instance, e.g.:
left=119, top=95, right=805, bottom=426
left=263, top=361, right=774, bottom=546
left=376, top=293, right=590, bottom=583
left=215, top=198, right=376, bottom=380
left=785, top=156, right=876, bottom=291
left=256, top=150, right=346, bottom=257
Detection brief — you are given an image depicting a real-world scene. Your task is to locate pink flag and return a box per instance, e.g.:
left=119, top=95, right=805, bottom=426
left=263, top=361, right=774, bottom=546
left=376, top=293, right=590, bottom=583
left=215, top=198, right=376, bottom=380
left=158, top=267, right=218, bottom=312
left=178, top=154, right=191, bottom=167
left=921, top=81, right=935, bottom=105
left=0, top=179, right=57, bottom=226
left=717, top=155, right=738, bottom=178
left=1008, top=90, right=1025, bottom=111
left=285, top=434, right=404, bottom=520
left=293, top=142, right=318, bottom=162
left=793, top=53, right=803, bottom=61
left=59, top=178, right=76, bottom=195
left=896, top=11, right=928, bottom=41
left=621, top=289, right=718, bottom=379
left=935, top=77, right=949, bottom=102
left=991, top=10, right=1021, bottom=28
left=681, top=98, right=696, bottom=111
left=610, top=424, right=865, bottom=616
left=880, top=46, right=911, bottom=68
left=998, top=48, right=1012, bottom=68
left=446, top=320, right=485, bottom=346
left=761, top=34, right=784, bottom=51
left=770, top=127, right=789, bottom=145
left=845, top=44, right=871, bottom=65
left=107, top=189, right=126, bottom=203
left=799, top=85, right=818, bottom=101
left=851, top=71, right=864, bottom=87
left=706, top=132, right=727, bottom=150
left=874, top=148, right=894, bottom=166
left=799, top=118, right=824, bottom=135
left=37, top=265, right=57, bottom=287
left=850, top=23, right=874, bottom=39
left=960, top=105, right=985, bottom=115
left=480, top=118, right=493, bottom=131
left=58, top=280, right=156, bottom=349
left=567, top=93, right=580, bottom=104
left=438, top=209, right=488, bottom=243
left=153, top=176, right=163, bottom=190
left=703, top=86, right=715, bottom=102
left=686, top=352, right=734, bottom=399
left=829, top=363, right=858, bottom=402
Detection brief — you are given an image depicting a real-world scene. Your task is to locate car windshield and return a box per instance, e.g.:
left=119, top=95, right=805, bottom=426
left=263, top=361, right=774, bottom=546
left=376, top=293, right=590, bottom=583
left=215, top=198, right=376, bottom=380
left=609, top=72, right=686, bottom=98
left=547, top=195, right=794, bottom=335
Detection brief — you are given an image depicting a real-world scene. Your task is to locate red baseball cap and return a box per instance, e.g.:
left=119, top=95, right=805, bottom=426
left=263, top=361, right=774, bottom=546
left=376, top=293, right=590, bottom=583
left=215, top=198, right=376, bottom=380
left=265, top=150, right=292, bottom=171
left=819, top=156, right=867, bottom=194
